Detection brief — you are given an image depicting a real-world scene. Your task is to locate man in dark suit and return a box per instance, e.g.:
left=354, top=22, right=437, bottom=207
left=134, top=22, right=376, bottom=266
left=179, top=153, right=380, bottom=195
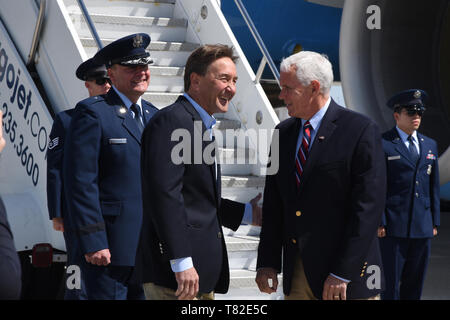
left=255, top=51, right=386, bottom=300
left=137, top=44, right=261, bottom=300
left=0, top=110, right=22, bottom=299
left=47, top=58, right=110, bottom=299
left=378, top=89, right=440, bottom=300
left=63, top=33, right=158, bottom=299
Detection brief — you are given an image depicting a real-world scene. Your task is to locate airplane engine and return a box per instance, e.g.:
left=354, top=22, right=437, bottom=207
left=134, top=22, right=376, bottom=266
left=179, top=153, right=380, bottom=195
left=339, top=0, right=450, bottom=185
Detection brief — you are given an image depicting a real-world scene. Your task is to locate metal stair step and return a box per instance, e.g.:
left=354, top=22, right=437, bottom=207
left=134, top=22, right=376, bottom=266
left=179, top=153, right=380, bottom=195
left=214, top=119, right=241, bottom=131
left=143, top=92, right=180, bottom=108
left=72, top=14, right=187, bottom=42
left=221, top=175, right=265, bottom=189
left=72, top=13, right=187, bottom=28
left=64, top=0, right=176, bottom=18
left=223, top=225, right=261, bottom=237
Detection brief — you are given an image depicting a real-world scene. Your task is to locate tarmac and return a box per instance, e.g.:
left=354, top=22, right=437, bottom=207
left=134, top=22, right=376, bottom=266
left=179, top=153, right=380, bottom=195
left=422, top=211, right=450, bottom=300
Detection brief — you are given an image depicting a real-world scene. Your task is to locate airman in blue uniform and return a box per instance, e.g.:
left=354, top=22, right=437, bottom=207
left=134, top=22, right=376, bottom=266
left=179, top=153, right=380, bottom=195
left=378, top=89, right=440, bottom=300
left=47, top=57, right=111, bottom=299
left=62, top=33, right=158, bottom=299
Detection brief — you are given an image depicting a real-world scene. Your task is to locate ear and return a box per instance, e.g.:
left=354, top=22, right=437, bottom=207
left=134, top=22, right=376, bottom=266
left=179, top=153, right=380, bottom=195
left=84, top=81, right=90, bottom=89
left=310, top=80, right=321, bottom=95
left=393, top=112, right=400, bottom=122
left=190, top=72, right=201, bottom=89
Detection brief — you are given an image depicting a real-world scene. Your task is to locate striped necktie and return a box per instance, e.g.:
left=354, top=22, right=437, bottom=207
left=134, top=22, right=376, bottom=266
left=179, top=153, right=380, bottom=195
left=295, top=121, right=312, bottom=188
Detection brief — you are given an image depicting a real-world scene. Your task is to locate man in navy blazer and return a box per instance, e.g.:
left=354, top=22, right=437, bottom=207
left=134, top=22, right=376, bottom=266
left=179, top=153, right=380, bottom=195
left=47, top=57, right=110, bottom=299
left=136, top=44, right=261, bottom=300
left=63, top=33, right=158, bottom=299
left=256, top=51, right=386, bottom=300
left=378, top=89, right=440, bottom=300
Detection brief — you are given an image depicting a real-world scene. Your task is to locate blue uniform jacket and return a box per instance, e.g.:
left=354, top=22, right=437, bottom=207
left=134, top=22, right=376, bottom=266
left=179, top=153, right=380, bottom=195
left=63, top=89, right=158, bottom=266
left=381, top=127, right=440, bottom=238
left=47, top=109, right=74, bottom=220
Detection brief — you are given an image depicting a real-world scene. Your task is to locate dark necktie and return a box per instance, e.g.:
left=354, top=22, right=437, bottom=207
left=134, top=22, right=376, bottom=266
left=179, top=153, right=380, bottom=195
left=130, top=103, right=144, bottom=133
left=295, top=121, right=312, bottom=188
left=408, top=135, right=419, bottom=163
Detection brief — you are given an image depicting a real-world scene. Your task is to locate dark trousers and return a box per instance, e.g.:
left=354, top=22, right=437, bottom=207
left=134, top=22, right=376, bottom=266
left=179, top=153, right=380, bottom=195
left=379, top=237, right=431, bottom=300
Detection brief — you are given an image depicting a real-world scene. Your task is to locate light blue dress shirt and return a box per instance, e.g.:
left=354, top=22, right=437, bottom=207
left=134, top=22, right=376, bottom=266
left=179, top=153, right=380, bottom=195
left=295, top=97, right=331, bottom=157
left=111, top=85, right=143, bottom=124
left=395, top=126, right=420, bottom=154
left=170, top=94, right=253, bottom=273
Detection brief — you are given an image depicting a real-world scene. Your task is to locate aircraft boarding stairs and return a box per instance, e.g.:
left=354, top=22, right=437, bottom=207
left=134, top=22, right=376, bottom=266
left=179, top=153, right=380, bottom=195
left=63, top=0, right=282, bottom=299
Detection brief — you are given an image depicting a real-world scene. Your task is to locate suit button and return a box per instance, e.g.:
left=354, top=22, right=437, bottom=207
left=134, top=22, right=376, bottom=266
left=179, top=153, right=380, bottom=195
left=218, top=232, right=222, bottom=239
left=296, top=211, right=302, bottom=217
left=415, top=193, right=419, bottom=198
left=292, top=239, right=297, bottom=244
left=416, top=181, right=419, bottom=185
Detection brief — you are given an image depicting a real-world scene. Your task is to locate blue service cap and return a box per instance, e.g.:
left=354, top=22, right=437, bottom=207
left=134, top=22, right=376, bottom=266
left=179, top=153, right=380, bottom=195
left=76, top=57, right=108, bottom=81
left=386, top=89, right=428, bottom=110
left=93, top=33, right=153, bottom=67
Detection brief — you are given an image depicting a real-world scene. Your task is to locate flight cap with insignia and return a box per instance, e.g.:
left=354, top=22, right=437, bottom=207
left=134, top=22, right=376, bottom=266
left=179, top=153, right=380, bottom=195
left=76, top=57, right=108, bottom=81
left=93, top=33, right=153, bottom=67
left=387, top=89, right=428, bottom=115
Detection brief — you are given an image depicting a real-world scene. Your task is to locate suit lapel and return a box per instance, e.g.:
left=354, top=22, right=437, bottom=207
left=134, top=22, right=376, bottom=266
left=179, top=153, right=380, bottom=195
left=141, top=100, right=158, bottom=125
left=390, top=128, right=416, bottom=167
left=297, top=101, right=338, bottom=194
left=416, top=133, right=427, bottom=168
left=107, top=89, right=142, bottom=144
left=286, top=118, right=302, bottom=197
left=179, top=96, right=220, bottom=203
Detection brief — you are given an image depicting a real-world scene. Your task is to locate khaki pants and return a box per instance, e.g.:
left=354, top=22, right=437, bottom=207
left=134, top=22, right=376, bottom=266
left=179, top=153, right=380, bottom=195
left=143, top=282, right=214, bottom=300
left=285, top=253, right=380, bottom=300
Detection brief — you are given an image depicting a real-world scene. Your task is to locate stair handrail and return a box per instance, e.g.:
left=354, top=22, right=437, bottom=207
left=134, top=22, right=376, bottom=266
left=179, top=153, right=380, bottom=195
left=233, top=0, right=280, bottom=87
left=27, top=0, right=47, bottom=67
left=76, top=0, right=103, bottom=49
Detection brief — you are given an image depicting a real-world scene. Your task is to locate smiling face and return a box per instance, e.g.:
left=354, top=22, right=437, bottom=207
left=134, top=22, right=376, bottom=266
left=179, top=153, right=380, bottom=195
left=188, top=57, right=237, bottom=115
left=108, top=64, right=150, bottom=103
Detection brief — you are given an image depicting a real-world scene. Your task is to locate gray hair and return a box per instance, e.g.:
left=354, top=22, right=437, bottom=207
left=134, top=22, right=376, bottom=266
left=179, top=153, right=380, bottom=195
left=280, top=51, right=333, bottom=95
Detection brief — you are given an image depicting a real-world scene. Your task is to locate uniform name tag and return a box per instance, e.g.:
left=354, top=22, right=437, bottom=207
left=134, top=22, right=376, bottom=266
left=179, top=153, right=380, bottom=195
left=388, top=155, right=401, bottom=161
left=109, top=138, right=127, bottom=144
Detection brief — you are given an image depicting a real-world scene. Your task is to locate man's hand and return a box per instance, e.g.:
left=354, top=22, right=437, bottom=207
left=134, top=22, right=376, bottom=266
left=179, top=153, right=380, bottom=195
left=377, top=226, right=386, bottom=238
left=433, top=227, right=438, bottom=237
left=322, top=274, right=348, bottom=300
left=0, top=111, right=6, bottom=153
left=85, top=249, right=111, bottom=266
left=52, top=217, right=64, bottom=232
left=175, top=267, right=199, bottom=300
left=255, top=267, right=278, bottom=294
left=250, top=193, right=262, bottom=226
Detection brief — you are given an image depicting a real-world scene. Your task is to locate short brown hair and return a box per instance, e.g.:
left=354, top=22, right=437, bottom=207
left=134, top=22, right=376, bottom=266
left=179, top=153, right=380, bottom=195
left=184, top=44, right=238, bottom=91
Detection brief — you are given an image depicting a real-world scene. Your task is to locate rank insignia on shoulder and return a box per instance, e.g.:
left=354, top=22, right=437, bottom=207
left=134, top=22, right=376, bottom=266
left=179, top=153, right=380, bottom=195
left=48, top=137, right=59, bottom=150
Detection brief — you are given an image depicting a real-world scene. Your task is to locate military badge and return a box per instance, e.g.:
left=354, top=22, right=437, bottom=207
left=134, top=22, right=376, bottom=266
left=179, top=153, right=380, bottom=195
left=414, top=90, right=421, bottom=99
left=426, top=153, right=436, bottom=160
left=427, top=164, right=432, bottom=175
left=119, top=107, right=127, bottom=114
left=133, top=34, right=143, bottom=48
